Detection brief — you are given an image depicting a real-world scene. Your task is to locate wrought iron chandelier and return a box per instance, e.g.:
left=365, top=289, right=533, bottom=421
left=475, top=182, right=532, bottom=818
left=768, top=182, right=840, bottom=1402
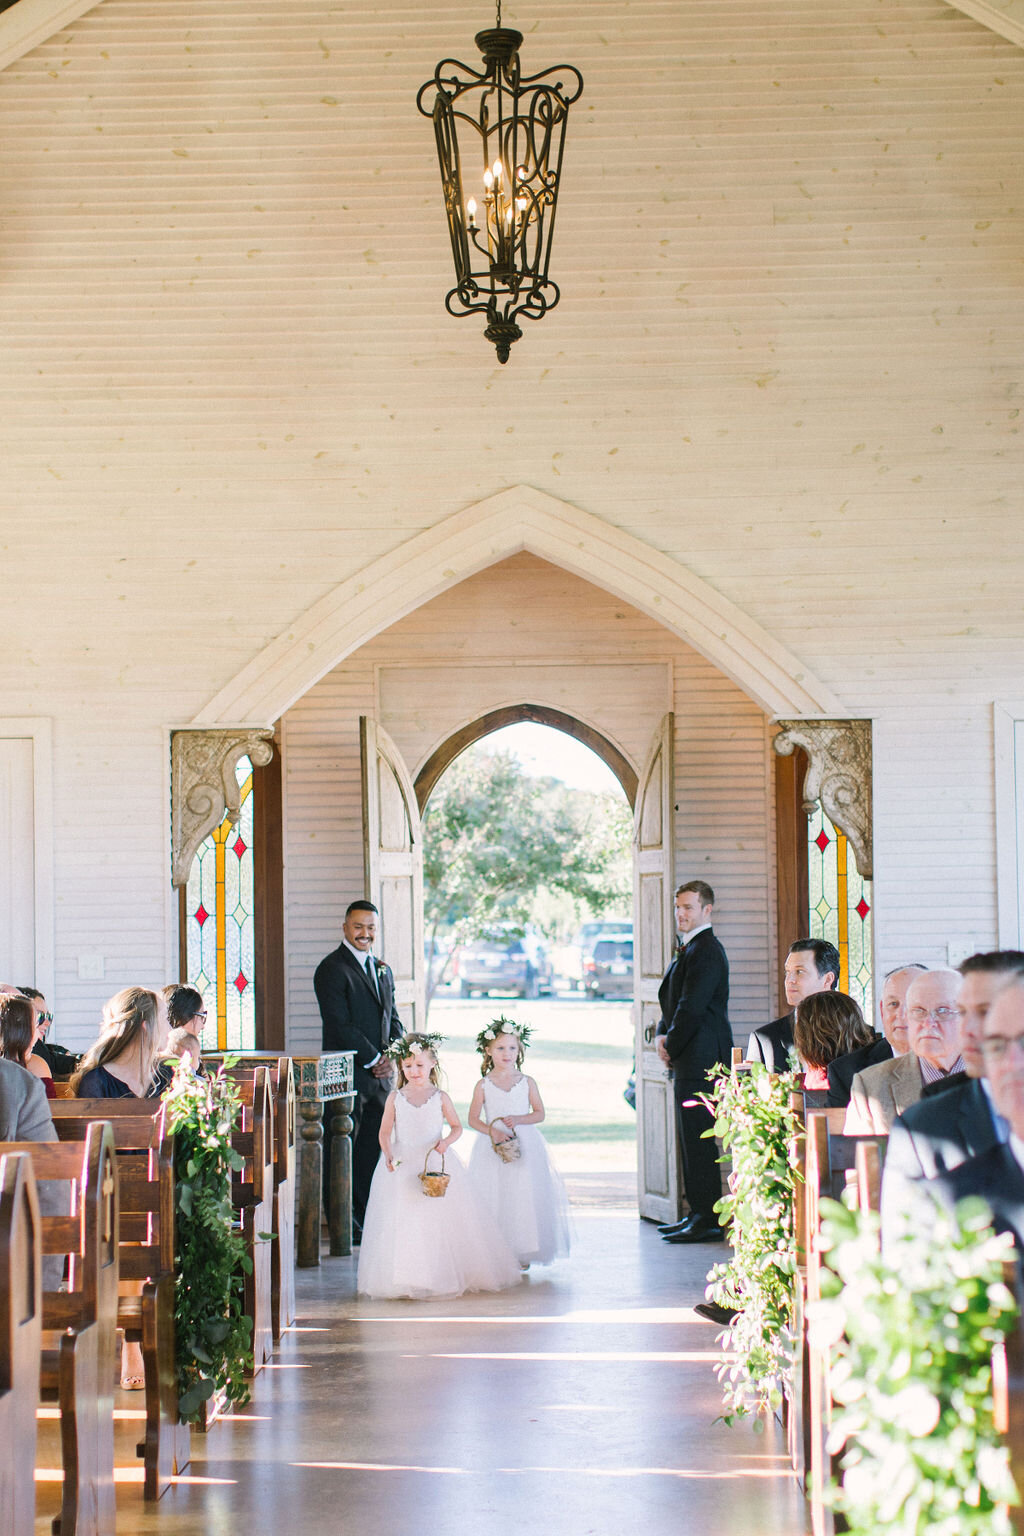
left=416, top=5, right=584, bottom=364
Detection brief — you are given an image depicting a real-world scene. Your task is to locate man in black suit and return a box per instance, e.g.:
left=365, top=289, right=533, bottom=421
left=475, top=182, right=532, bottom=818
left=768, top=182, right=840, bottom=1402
left=746, top=938, right=840, bottom=1072
left=826, top=962, right=927, bottom=1108
left=654, top=881, right=732, bottom=1244
left=929, top=965, right=1024, bottom=1267
left=881, top=950, right=1024, bottom=1246
left=314, top=900, right=405, bottom=1232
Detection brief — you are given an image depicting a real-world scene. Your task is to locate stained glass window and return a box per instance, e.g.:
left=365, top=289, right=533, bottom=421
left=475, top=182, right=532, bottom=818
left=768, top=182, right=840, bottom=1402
left=184, top=756, right=255, bottom=1050
left=807, top=804, right=873, bottom=1019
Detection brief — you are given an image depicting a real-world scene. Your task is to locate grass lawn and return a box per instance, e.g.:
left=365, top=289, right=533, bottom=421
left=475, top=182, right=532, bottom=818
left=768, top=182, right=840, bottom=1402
left=429, top=996, right=638, bottom=1175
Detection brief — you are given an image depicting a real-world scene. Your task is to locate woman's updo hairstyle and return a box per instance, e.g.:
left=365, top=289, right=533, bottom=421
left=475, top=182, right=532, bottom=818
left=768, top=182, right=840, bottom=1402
left=793, top=989, right=873, bottom=1071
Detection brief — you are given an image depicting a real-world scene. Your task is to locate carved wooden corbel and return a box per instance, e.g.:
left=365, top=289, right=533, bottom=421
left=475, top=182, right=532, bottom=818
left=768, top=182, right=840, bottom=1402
left=773, top=719, right=873, bottom=879
left=171, top=728, right=274, bottom=887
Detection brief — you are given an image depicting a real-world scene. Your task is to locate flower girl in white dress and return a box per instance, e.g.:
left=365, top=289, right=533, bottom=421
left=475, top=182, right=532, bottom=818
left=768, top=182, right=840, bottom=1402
left=357, top=1034, right=521, bottom=1301
left=467, top=1018, right=570, bottom=1268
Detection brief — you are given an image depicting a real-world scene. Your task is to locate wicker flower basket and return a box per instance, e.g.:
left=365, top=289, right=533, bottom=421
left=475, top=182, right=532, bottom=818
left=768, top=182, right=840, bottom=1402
left=493, top=1132, right=521, bottom=1163
left=419, top=1149, right=450, bottom=1198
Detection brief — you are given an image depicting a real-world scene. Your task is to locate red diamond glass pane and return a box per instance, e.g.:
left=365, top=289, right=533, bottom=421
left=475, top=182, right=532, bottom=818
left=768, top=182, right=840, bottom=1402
left=855, top=897, right=870, bottom=921
left=234, top=971, right=248, bottom=994
left=232, top=836, right=247, bottom=860
left=194, top=904, right=208, bottom=928
left=814, top=829, right=831, bottom=853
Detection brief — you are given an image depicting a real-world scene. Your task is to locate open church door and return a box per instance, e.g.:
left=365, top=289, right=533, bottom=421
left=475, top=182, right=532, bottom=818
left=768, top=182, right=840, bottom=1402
left=633, top=714, right=681, bottom=1223
left=360, top=718, right=425, bottom=1034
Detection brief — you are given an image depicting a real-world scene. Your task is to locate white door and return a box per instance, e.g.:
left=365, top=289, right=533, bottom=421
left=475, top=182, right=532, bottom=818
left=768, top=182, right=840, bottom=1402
left=0, top=739, right=35, bottom=984
left=633, top=713, right=681, bottom=1223
left=360, top=718, right=425, bottom=1033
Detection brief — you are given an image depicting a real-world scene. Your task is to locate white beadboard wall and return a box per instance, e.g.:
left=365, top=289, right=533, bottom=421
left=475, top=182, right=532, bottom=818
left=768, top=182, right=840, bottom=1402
left=0, top=0, right=1020, bottom=1036
left=283, top=555, right=772, bottom=1052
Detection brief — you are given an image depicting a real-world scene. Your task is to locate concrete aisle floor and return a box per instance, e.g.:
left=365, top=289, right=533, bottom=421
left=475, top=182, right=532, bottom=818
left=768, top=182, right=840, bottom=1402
left=40, top=1206, right=808, bottom=1536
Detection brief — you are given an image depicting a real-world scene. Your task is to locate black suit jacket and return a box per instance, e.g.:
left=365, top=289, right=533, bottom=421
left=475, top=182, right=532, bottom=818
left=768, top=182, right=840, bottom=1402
left=314, top=944, right=404, bottom=1104
left=880, top=1076, right=1000, bottom=1247
left=655, top=928, right=731, bottom=1087
left=826, top=1035, right=893, bottom=1108
left=932, top=1143, right=1024, bottom=1263
left=747, top=1014, right=795, bottom=1073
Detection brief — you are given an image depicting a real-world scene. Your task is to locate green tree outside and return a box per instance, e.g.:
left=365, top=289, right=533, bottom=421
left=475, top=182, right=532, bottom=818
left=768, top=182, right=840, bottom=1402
left=422, top=745, right=631, bottom=1014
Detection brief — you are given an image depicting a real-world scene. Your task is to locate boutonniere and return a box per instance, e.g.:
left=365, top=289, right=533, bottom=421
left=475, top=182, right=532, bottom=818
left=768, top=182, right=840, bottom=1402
left=375, top=960, right=389, bottom=980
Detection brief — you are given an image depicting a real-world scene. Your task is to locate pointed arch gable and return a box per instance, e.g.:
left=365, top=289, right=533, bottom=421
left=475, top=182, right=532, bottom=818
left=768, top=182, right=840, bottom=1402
left=191, top=487, right=844, bottom=726
left=0, top=1, right=105, bottom=73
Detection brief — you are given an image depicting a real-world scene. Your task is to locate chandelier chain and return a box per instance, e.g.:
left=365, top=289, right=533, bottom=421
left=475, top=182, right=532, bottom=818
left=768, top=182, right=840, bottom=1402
left=496, top=0, right=501, bottom=27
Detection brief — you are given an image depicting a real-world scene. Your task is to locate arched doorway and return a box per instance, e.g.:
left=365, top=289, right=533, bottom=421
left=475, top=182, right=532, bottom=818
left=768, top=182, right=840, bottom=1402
left=418, top=719, right=638, bottom=1205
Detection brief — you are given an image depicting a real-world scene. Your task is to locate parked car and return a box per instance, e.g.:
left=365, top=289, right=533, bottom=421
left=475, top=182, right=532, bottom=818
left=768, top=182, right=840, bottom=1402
left=584, top=935, right=634, bottom=999
left=454, top=931, right=553, bottom=999
left=561, top=920, right=633, bottom=991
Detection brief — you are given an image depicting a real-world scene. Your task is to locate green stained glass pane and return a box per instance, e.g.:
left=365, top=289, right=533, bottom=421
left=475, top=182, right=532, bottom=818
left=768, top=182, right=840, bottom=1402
left=807, top=803, right=873, bottom=1021
left=183, top=755, right=256, bottom=1050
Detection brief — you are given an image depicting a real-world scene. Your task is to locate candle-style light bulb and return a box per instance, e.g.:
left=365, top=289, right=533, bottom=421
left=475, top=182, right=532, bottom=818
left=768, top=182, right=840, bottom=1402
left=483, top=168, right=493, bottom=191
left=492, top=158, right=503, bottom=180
left=467, top=197, right=477, bottom=228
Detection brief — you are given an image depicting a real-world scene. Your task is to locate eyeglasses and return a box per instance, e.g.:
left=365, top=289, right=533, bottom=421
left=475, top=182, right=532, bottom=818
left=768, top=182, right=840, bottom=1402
left=36, top=1011, right=53, bottom=1025
left=192, top=1011, right=208, bottom=1024
left=981, top=1035, right=1024, bottom=1063
left=907, top=1006, right=959, bottom=1025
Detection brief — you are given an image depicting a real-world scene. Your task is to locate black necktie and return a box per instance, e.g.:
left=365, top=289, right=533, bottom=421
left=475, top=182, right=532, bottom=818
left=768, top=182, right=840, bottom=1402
left=364, top=955, right=379, bottom=998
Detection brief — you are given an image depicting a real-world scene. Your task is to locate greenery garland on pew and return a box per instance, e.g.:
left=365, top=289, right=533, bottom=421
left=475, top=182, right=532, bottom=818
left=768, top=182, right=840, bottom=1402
left=813, top=1197, right=1019, bottom=1536
left=162, top=1060, right=255, bottom=1421
left=701, top=1062, right=801, bottom=1425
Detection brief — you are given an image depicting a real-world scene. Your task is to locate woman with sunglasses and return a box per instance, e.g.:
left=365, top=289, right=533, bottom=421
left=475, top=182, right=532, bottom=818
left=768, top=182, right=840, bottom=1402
left=0, top=992, right=56, bottom=1097
left=19, top=986, right=80, bottom=1077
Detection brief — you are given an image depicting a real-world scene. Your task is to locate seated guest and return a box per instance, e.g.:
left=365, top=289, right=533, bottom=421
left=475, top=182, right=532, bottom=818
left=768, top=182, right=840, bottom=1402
left=746, top=938, right=840, bottom=1071
left=70, top=986, right=169, bottom=1098
left=827, top=963, right=927, bottom=1108
left=881, top=950, right=1024, bottom=1245
left=793, top=989, right=875, bottom=1089
left=931, top=969, right=1024, bottom=1261
left=154, top=985, right=208, bottom=1088
left=165, top=1027, right=201, bottom=1073
left=845, top=968, right=964, bottom=1134
left=19, top=986, right=80, bottom=1077
left=0, top=992, right=55, bottom=1096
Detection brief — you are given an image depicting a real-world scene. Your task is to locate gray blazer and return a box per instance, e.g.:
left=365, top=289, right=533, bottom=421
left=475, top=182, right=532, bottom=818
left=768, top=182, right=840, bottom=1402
left=0, top=1057, right=57, bottom=1142
left=845, top=1051, right=923, bottom=1134
left=880, top=1076, right=1000, bottom=1249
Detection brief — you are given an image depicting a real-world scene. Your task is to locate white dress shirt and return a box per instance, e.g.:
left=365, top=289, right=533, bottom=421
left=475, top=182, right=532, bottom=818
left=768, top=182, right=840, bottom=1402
left=343, top=940, right=382, bottom=1067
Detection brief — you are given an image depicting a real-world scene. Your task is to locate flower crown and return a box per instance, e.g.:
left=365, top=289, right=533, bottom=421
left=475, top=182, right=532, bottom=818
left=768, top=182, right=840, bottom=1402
left=476, top=1015, right=533, bottom=1054
left=383, top=1031, right=445, bottom=1064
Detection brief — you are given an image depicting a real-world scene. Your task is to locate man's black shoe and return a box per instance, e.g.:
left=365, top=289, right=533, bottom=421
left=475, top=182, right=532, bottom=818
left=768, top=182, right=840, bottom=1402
left=694, top=1301, right=738, bottom=1325
left=663, top=1220, right=726, bottom=1245
left=658, top=1216, right=698, bottom=1237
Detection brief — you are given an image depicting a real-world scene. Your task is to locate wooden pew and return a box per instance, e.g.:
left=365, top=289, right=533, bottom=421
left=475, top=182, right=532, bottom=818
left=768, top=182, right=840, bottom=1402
left=804, top=1110, right=887, bottom=1536
left=51, top=1102, right=189, bottom=1501
left=230, top=1068, right=275, bottom=1373
left=0, top=1151, right=43, bottom=1536
left=209, top=1057, right=296, bottom=1339
left=994, top=1261, right=1024, bottom=1535
left=2, top=1121, right=118, bottom=1536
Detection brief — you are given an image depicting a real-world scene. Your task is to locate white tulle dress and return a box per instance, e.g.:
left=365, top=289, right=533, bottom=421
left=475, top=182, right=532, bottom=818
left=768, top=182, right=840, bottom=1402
left=467, top=1076, right=571, bottom=1266
left=356, top=1089, right=522, bottom=1301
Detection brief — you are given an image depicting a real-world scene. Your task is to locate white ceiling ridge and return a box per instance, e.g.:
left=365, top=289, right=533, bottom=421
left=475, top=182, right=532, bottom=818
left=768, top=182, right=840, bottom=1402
left=0, top=0, right=105, bottom=73
left=944, top=0, right=1024, bottom=49
left=190, top=486, right=845, bottom=728
left=1, top=0, right=1019, bottom=78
